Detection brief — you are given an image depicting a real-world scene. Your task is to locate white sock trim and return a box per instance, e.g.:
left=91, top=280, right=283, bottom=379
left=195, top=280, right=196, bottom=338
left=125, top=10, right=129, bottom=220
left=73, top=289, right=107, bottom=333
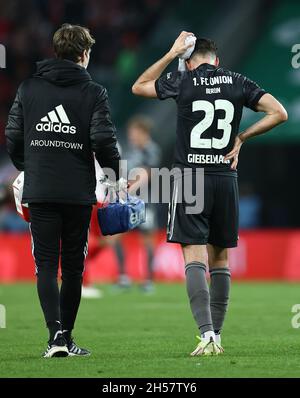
left=201, top=330, right=216, bottom=342
left=214, top=333, right=221, bottom=345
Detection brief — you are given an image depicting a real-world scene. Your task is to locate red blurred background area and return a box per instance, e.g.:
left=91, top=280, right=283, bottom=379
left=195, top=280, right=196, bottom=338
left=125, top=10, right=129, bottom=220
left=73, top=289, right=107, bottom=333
left=1, top=0, right=300, bottom=286
left=1, top=228, right=300, bottom=283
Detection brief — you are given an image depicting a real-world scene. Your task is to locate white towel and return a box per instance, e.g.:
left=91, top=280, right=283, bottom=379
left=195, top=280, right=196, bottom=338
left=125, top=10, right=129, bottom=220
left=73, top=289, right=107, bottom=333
left=178, top=35, right=196, bottom=71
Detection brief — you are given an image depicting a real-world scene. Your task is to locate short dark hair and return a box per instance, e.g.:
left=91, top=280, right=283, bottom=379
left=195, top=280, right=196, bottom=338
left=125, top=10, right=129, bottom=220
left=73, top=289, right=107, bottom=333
left=53, top=23, right=95, bottom=62
left=190, top=37, right=217, bottom=59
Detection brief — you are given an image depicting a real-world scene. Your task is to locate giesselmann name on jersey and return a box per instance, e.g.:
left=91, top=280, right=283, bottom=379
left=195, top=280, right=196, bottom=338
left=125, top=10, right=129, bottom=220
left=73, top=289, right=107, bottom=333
left=36, top=104, right=76, bottom=134
left=187, top=153, right=230, bottom=164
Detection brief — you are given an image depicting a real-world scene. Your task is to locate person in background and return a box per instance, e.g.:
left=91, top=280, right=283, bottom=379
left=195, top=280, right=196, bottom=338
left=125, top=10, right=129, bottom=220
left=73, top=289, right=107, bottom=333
left=81, top=118, right=161, bottom=295
left=114, top=115, right=161, bottom=292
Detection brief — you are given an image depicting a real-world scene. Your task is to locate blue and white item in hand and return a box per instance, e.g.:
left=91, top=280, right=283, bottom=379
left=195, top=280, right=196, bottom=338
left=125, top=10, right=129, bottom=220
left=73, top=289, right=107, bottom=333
left=97, top=177, right=146, bottom=235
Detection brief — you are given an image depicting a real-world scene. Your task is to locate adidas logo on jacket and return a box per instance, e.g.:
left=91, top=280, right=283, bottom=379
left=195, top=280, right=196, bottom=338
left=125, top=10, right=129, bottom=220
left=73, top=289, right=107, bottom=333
left=36, top=104, right=76, bottom=134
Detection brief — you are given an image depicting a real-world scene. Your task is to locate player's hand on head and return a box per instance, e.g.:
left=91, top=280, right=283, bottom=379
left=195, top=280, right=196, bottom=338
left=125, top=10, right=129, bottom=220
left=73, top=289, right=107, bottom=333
left=170, top=31, right=195, bottom=58
left=224, top=135, right=244, bottom=170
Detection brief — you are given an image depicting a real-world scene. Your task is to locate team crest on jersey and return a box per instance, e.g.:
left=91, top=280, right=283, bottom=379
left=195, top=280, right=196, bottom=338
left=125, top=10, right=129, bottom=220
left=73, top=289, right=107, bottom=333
left=35, top=105, right=77, bottom=134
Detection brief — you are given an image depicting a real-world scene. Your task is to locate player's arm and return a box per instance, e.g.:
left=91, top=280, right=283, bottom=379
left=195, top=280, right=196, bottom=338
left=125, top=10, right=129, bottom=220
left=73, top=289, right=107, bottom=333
left=240, top=94, right=288, bottom=141
left=225, top=93, right=288, bottom=169
left=132, top=31, right=194, bottom=98
left=5, top=86, right=25, bottom=171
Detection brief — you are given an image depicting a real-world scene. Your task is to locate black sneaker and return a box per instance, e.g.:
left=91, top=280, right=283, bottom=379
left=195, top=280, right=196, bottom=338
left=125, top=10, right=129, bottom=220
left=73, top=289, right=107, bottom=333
left=43, top=332, right=69, bottom=358
left=67, top=338, right=91, bottom=356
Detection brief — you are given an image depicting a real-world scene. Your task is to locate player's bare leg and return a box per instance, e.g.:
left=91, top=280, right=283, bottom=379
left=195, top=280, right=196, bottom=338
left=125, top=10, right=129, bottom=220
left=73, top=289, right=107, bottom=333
left=207, top=244, right=231, bottom=352
left=182, top=244, right=221, bottom=356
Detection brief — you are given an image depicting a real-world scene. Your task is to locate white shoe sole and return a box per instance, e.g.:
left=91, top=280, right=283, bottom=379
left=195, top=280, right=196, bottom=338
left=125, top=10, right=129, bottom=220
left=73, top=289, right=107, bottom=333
left=43, top=346, right=69, bottom=358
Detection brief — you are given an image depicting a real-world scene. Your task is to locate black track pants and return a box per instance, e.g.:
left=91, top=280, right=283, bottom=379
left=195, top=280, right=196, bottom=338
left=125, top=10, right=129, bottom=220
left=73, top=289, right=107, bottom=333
left=29, top=203, right=92, bottom=331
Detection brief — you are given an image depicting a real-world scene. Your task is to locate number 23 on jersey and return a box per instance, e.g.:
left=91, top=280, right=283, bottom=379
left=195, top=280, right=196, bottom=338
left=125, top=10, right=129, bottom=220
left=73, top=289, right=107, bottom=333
left=190, top=99, right=234, bottom=149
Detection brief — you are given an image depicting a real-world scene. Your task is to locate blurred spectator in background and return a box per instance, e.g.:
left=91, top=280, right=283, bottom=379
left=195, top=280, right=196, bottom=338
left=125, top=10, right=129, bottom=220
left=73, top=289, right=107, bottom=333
left=83, top=117, right=162, bottom=295
left=120, top=115, right=161, bottom=292
left=0, top=0, right=172, bottom=155
left=239, top=183, right=262, bottom=229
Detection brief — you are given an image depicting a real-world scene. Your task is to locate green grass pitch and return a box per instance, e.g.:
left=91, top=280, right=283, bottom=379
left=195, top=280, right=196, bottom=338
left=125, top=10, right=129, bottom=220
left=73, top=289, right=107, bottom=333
left=1, top=282, right=300, bottom=378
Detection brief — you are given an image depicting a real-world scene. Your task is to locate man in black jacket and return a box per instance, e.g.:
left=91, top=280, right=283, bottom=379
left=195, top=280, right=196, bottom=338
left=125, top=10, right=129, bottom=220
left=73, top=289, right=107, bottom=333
left=5, top=23, right=121, bottom=357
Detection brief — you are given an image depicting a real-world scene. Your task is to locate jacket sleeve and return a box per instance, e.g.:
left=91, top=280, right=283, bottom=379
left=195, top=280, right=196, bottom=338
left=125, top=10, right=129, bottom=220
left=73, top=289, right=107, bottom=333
left=90, top=88, right=121, bottom=181
left=5, top=88, right=25, bottom=171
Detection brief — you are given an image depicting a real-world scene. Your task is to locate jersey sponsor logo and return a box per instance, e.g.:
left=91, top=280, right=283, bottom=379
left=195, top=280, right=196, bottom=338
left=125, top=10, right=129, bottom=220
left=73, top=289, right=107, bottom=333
left=36, top=105, right=76, bottom=134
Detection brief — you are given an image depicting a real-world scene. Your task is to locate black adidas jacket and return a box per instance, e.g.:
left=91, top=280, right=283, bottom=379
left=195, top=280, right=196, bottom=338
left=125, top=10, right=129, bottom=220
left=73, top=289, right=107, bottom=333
left=5, top=58, right=121, bottom=205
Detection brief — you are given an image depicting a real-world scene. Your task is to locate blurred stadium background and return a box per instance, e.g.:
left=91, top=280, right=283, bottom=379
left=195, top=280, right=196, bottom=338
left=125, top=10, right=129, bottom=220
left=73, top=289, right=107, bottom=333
left=0, top=0, right=300, bottom=284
